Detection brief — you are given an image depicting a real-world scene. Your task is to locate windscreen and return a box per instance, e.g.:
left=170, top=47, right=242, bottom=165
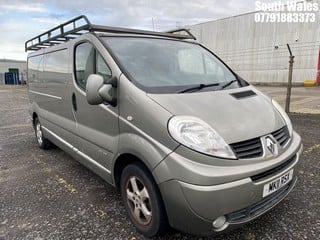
left=104, top=37, right=238, bottom=93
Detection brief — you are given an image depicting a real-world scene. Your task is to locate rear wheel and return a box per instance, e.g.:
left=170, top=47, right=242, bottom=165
left=34, top=118, right=54, bottom=149
left=120, top=162, right=168, bottom=237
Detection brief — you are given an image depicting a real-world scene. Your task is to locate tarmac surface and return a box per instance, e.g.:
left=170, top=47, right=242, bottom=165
left=256, top=86, right=320, bottom=114
left=0, top=85, right=319, bottom=240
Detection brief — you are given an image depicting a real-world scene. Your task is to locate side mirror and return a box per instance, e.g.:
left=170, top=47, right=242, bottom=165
left=86, top=74, right=117, bottom=106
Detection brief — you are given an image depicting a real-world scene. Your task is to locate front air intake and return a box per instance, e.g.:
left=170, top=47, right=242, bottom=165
left=272, top=126, right=290, bottom=147
left=230, top=137, right=263, bottom=159
left=230, top=90, right=257, bottom=99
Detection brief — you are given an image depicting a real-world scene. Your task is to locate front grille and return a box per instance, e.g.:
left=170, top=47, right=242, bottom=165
left=227, top=178, right=295, bottom=224
left=230, top=137, right=263, bottom=159
left=230, top=126, right=290, bottom=160
left=272, top=126, right=290, bottom=146
left=250, top=155, right=296, bottom=182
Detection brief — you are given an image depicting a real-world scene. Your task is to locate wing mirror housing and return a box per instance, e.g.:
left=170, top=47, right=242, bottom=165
left=86, top=74, right=117, bottom=107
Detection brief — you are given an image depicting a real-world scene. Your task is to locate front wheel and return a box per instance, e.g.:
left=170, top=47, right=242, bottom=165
left=120, top=162, right=168, bottom=237
left=34, top=118, right=54, bottom=149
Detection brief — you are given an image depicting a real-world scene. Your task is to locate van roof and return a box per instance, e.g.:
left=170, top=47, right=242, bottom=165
left=25, top=15, right=196, bottom=52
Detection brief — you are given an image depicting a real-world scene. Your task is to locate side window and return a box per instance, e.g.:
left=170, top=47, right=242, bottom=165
left=75, top=42, right=112, bottom=90
left=96, top=53, right=112, bottom=82
left=28, top=55, right=43, bottom=83
left=75, top=43, right=94, bottom=89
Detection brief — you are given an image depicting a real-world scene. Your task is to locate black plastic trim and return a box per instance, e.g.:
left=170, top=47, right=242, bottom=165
left=227, top=177, right=296, bottom=224
left=230, top=90, right=257, bottom=99
left=251, top=155, right=296, bottom=182
left=230, top=137, right=263, bottom=159
left=272, top=126, right=290, bottom=147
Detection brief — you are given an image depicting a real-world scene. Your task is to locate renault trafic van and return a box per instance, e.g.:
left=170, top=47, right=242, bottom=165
left=25, top=15, right=303, bottom=237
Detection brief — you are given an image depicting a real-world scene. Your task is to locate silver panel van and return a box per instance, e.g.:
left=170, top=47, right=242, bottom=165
left=25, top=16, right=303, bottom=237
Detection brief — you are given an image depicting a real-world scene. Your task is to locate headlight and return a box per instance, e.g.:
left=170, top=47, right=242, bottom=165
left=272, top=99, right=293, bottom=137
left=168, top=116, right=236, bottom=159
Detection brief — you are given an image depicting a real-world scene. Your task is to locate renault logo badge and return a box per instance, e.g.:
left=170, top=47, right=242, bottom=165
left=266, top=137, right=277, bottom=155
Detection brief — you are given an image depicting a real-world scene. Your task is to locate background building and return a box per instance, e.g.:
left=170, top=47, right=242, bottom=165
left=188, top=0, right=320, bottom=85
left=0, top=59, right=27, bottom=84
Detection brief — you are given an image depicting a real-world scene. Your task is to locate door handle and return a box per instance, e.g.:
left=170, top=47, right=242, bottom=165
left=72, top=93, right=77, bottom=111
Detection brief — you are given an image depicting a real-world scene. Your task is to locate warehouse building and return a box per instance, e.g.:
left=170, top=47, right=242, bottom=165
left=0, top=59, right=27, bottom=85
left=188, top=0, right=320, bottom=85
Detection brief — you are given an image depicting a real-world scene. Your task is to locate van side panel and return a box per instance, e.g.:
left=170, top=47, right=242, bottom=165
left=116, top=74, right=179, bottom=172
left=28, top=46, right=77, bottom=148
left=28, top=48, right=70, bottom=116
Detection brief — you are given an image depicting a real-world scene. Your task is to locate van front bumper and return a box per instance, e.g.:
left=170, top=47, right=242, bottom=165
left=158, top=175, right=297, bottom=235
left=154, top=131, right=303, bottom=235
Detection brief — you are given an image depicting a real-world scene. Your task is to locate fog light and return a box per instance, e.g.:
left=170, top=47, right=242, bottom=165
left=212, top=216, right=228, bottom=231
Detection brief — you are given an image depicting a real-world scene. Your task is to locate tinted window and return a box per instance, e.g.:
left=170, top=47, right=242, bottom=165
left=45, top=49, right=68, bottom=74
left=75, top=43, right=94, bottom=89
left=43, top=49, right=69, bottom=84
left=28, top=55, right=43, bottom=83
left=75, top=43, right=112, bottom=90
left=96, top=53, right=112, bottom=81
left=104, top=37, right=237, bottom=93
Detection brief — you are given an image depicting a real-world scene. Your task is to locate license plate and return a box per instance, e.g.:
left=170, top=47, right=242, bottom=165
left=263, top=169, right=294, bottom=198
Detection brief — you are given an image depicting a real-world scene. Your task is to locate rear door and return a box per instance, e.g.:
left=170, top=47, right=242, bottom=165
left=70, top=39, right=119, bottom=179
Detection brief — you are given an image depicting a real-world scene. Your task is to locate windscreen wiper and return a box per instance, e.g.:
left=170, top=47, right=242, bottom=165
left=177, top=83, right=220, bottom=93
left=218, top=79, right=239, bottom=90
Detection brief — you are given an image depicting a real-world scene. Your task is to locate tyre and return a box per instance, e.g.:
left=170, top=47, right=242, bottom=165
left=120, top=162, right=168, bottom=237
left=34, top=118, right=54, bottom=149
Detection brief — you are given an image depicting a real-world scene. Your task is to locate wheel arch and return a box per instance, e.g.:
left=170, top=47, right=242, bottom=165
left=113, top=153, right=150, bottom=192
left=32, top=112, right=38, bottom=128
left=113, top=133, right=174, bottom=190
left=115, top=153, right=170, bottom=236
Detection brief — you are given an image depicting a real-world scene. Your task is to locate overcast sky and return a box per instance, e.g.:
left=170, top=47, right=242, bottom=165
left=0, top=0, right=277, bottom=60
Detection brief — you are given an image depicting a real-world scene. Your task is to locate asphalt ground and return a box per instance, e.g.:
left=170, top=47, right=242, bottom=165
left=0, top=85, right=319, bottom=240
left=256, top=86, right=320, bottom=114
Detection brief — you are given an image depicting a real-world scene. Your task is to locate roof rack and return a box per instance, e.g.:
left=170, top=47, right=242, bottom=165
left=25, top=15, right=196, bottom=52
left=166, top=28, right=196, bottom=40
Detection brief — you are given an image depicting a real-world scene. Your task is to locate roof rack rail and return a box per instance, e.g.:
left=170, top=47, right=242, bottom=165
left=25, top=15, right=196, bottom=52
left=166, top=28, right=196, bottom=40
left=25, top=15, right=91, bottom=52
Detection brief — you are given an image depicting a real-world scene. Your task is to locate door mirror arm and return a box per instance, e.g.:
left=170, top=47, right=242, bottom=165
left=105, top=98, right=117, bottom=107
left=104, top=76, right=117, bottom=88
